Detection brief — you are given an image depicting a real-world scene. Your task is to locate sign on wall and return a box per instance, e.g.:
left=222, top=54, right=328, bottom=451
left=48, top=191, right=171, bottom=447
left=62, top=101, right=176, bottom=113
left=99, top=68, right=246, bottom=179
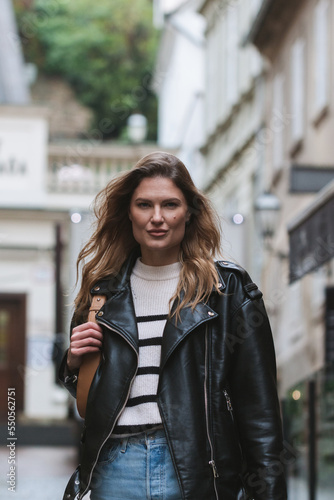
left=289, top=193, right=334, bottom=282
left=0, top=111, right=48, bottom=207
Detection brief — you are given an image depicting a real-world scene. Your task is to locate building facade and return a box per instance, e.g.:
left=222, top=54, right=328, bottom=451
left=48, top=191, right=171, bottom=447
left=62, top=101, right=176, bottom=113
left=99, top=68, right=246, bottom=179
left=247, top=0, right=334, bottom=497
left=199, top=0, right=264, bottom=274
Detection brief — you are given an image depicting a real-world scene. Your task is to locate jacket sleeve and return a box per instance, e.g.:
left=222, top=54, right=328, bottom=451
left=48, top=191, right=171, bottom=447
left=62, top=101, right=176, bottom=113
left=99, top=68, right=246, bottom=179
left=229, top=296, right=287, bottom=500
left=58, top=349, right=78, bottom=399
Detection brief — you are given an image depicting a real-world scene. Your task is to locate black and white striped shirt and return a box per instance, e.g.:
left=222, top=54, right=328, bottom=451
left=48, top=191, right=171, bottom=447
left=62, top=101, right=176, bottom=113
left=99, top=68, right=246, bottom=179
left=113, top=257, right=181, bottom=436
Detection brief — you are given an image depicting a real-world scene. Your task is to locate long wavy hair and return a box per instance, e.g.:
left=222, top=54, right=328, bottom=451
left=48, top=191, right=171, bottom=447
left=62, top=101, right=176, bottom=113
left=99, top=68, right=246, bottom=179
left=74, top=151, right=222, bottom=322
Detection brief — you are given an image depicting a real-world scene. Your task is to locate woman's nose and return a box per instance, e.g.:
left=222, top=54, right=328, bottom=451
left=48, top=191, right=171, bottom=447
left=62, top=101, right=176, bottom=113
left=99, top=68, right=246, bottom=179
left=151, top=207, right=164, bottom=223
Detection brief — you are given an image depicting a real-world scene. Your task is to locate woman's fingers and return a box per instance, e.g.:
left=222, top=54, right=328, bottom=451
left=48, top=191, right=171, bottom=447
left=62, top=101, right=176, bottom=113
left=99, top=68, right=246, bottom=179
left=71, top=329, right=103, bottom=343
left=67, top=322, right=104, bottom=371
left=71, top=323, right=103, bottom=348
left=72, top=321, right=103, bottom=336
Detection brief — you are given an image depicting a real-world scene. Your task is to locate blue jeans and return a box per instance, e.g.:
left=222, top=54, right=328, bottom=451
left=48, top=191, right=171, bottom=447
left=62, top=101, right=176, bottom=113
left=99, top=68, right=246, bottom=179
left=90, top=428, right=183, bottom=500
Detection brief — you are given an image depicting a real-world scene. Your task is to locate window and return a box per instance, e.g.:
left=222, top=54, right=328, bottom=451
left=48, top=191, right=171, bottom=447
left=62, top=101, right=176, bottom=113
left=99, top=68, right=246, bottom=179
left=272, top=73, right=285, bottom=171
left=226, top=6, right=238, bottom=108
left=217, top=16, right=227, bottom=123
left=314, top=0, right=329, bottom=117
left=206, top=30, right=216, bottom=136
left=290, top=38, right=305, bottom=144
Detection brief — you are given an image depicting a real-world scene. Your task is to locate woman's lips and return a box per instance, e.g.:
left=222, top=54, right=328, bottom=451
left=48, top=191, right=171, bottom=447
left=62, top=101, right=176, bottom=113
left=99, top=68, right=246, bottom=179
left=147, top=230, right=168, bottom=236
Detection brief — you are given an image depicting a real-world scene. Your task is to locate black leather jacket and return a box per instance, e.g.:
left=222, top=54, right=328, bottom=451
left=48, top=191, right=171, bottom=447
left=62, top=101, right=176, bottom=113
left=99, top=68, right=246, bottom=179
left=59, top=252, right=287, bottom=500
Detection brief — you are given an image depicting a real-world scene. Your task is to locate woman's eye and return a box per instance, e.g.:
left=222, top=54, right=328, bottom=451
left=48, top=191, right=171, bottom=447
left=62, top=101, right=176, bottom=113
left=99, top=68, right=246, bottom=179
left=137, top=202, right=150, bottom=208
left=165, top=202, right=178, bottom=208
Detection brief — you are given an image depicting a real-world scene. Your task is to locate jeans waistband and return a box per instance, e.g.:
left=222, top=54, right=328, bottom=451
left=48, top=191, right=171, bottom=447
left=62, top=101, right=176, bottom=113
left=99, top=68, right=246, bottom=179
left=111, top=427, right=166, bottom=446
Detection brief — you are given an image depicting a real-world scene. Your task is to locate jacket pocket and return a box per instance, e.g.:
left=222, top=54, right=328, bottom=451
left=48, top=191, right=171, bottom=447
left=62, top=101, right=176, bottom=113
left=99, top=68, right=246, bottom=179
left=97, top=438, right=122, bottom=465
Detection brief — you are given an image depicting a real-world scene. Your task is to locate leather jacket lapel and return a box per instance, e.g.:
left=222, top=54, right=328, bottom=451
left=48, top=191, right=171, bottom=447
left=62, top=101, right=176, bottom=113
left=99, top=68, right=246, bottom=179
left=160, top=300, right=218, bottom=371
left=99, top=285, right=139, bottom=352
left=100, top=286, right=218, bottom=363
left=94, top=249, right=140, bottom=351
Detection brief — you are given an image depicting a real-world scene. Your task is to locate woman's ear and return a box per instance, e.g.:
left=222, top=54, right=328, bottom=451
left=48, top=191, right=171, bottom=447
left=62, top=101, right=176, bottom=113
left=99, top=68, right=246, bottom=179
left=128, top=210, right=132, bottom=222
left=186, top=211, right=191, bottom=223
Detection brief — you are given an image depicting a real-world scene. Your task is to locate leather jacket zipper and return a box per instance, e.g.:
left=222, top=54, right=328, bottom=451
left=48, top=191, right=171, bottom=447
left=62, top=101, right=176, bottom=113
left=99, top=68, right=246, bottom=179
left=223, top=389, right=233, bottom=416
left=223, top=389, right=254, bottom=500
left=204, top=326, right=219, bottom=499
left=78, top=320, right=138, bottom=500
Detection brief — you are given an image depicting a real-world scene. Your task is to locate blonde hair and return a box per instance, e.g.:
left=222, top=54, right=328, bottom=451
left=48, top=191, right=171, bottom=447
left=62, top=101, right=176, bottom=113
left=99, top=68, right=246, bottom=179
left=74, top=152, right=222, bottom=323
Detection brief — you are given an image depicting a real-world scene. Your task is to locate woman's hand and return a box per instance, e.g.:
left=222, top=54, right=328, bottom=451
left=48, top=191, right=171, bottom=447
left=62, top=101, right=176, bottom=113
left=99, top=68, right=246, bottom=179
left=67, top=321, right=103, bottom=372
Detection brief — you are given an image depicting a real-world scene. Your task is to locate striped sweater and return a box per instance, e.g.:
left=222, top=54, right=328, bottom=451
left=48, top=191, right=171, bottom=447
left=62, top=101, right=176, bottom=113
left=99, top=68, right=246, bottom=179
left=113, top=257, right=181, bottom=436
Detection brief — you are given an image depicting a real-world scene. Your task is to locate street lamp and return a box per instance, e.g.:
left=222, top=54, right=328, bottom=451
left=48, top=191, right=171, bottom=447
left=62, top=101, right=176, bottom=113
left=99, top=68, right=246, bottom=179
left=127, top=114, right=147, bottom=144
left=255, top=191, right=281, bottom=241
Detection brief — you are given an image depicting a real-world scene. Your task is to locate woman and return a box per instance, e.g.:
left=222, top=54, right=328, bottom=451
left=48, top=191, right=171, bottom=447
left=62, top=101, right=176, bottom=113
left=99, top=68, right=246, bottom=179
left=60, top=152, right=287, bottom=500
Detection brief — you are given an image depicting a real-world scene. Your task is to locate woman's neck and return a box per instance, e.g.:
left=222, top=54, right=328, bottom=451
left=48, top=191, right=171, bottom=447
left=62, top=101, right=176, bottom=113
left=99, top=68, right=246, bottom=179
left=140, top=248, right=180, bottom=266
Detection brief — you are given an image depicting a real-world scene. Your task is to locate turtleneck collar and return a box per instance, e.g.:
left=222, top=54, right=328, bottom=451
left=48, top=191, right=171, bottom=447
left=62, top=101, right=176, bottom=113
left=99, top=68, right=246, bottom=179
left=132, top=257, right=182, bottom=281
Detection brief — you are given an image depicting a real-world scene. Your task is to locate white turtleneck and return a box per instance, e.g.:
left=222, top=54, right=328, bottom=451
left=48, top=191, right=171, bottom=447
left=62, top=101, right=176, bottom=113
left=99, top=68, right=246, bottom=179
left=113, top=258, right=181, bottom=435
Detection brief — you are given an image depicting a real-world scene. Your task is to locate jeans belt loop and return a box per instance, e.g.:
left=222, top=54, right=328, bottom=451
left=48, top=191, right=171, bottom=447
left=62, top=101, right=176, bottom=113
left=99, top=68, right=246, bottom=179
left=120, top=437, right=128, bottom=453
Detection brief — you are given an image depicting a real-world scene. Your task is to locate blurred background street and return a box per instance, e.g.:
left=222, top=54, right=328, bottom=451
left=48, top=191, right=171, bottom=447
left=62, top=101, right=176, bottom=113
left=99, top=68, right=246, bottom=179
left=0, top=446, right=77, bottom=500
left=1, top=0, right=334, bottom=499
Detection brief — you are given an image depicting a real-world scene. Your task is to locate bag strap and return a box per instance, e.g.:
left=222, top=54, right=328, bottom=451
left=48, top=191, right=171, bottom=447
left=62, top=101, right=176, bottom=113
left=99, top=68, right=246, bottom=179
left=76, top=294, right=106, bottom=418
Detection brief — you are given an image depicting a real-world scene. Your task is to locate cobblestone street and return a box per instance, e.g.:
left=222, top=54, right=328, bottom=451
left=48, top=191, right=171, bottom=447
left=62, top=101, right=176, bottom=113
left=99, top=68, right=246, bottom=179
left=0, top=446, right=90, bottom=500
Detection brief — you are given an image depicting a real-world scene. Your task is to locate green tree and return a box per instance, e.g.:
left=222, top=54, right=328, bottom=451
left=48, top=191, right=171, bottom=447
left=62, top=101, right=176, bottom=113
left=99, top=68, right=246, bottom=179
left=14, top=0, right=158, bottom=139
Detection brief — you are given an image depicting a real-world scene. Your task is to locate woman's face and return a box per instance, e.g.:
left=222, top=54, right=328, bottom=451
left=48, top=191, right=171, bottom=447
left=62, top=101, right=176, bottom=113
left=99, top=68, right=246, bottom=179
left=129, top=177, right=190, bottom=266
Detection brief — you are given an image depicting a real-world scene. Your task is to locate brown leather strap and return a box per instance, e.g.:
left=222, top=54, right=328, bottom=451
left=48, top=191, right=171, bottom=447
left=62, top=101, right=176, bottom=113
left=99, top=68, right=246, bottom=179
left=76, top=294, right=106, bottom=418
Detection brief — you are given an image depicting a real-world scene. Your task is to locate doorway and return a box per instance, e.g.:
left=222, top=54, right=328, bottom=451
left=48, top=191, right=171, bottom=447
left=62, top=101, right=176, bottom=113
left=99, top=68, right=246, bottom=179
left=0, top=294, right=26, bottom=420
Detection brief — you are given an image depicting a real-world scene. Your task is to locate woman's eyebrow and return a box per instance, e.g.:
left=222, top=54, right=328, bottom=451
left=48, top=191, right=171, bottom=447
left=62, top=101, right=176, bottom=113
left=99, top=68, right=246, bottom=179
left=134, top=197, right=182, bottom=203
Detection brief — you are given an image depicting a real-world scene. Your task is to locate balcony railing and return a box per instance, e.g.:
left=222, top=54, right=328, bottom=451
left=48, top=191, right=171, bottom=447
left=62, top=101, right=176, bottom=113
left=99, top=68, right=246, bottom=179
left=47, top=142, right=162, bottom=195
